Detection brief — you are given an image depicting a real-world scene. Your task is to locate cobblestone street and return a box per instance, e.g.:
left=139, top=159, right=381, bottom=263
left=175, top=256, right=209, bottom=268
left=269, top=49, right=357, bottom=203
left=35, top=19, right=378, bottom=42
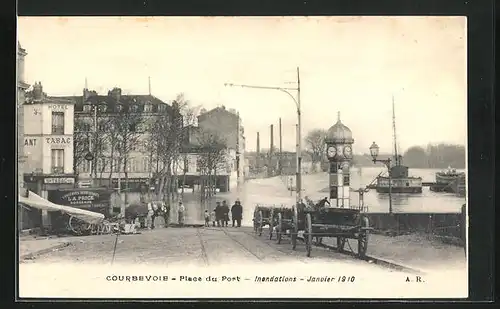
left=21, top=226, right=405, bottom=273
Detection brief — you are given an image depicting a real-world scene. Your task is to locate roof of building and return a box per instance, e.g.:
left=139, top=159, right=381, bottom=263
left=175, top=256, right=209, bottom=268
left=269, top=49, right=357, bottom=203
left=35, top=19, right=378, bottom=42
left=51, top=88, right=172, bottom=114
left=325, top=112, right=354, bottom=143
left=197, top=105, right=239, bottom=121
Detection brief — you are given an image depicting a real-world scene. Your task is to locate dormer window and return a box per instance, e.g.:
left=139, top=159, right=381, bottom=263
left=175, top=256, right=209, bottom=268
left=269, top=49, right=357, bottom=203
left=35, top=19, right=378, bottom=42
left=116, top=104, right=123, bottom=112
left=158, top=104, right=166, bottom=112
left=131, top=105, right=139, bottom=112
left=83, top=105, right=91, bottom=112
left=144, top=102, right=152, bottom=113
left=99, top=104, right=107, bottom=113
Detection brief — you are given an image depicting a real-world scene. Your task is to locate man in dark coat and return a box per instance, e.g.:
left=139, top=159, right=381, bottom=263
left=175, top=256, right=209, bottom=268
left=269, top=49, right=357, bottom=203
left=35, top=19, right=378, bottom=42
left=316, top=197, right=331, bottom=211
left=231, top=199, right=243, bottom=227
left=214, top=201, right=222, bottom=227
left=221, top=200, right=230, bottom=227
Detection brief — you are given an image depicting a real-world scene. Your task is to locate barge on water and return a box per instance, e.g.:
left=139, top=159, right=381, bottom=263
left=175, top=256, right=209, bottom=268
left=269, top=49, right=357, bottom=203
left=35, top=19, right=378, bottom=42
left=372, top=96, right=422, bottom=194
left=430, top=166, right=466, bottom=194
left=375, top=159, right=423, bottom=194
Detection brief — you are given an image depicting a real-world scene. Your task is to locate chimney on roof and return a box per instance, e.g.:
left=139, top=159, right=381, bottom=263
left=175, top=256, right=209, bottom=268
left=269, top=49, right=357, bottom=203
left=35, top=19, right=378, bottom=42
left=108, top=87, right=122, bottom=101
left=33, top=81, right=43, bottom=100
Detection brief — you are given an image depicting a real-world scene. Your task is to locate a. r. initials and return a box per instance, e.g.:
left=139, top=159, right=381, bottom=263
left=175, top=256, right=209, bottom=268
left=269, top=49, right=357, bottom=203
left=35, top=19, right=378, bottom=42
left=405, top=276, right=424, bottom=283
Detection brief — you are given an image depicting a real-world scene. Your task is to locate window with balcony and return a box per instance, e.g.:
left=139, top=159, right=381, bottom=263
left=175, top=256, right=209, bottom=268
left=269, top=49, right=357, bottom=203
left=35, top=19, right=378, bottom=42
left=183, top=157, right=189, bottom=174
left=129, top=158, right=137, bottom=172
left=51, top=149, right=64, bottom=174
left=196, top=158, right=202, bottom=173
left=51, top=112, right=65, bottom=134
left=113, top=158, right=121, bottom=173
left=143, top=157, right=150, bottom=173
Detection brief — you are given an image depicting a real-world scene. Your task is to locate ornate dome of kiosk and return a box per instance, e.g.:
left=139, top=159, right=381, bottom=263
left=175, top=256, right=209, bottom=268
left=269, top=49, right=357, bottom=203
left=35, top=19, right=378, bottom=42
left=325, top=112, right=354, bottom=144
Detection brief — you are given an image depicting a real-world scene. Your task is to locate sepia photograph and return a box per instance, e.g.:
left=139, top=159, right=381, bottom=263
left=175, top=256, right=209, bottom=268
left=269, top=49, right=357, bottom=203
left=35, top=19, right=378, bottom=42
left=16, top=16, right=467, bottom=299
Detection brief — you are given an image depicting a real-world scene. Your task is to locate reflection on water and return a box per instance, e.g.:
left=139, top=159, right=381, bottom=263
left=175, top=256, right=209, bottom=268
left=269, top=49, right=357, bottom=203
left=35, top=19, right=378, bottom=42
left=185, top=167, right=466, bottom=226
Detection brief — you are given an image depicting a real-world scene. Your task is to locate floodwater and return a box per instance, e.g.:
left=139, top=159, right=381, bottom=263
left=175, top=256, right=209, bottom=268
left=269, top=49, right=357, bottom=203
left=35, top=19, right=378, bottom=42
left=188, top=167, right=466, bottom=226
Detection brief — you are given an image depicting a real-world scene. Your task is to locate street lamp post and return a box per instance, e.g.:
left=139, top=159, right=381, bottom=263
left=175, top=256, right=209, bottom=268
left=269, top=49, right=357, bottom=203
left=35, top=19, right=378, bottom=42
left=369, top=142, right=393, bottom=214
left=224, top=67, right=302, bottom=204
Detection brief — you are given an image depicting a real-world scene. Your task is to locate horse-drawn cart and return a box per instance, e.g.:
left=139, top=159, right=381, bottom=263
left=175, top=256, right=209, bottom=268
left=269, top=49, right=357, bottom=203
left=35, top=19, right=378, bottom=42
left=253, top=204, right=279, bottom=237
left=302, top=207, right=371, bottom=259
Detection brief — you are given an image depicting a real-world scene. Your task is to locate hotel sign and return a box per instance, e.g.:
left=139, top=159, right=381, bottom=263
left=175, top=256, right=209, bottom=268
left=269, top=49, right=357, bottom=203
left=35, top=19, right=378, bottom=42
left=44, top=177, right=75, bottom=184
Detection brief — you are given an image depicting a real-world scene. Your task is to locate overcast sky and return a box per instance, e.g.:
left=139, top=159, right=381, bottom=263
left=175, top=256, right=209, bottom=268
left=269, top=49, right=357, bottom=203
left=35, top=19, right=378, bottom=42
left=18, top=16, right=466, bottom=154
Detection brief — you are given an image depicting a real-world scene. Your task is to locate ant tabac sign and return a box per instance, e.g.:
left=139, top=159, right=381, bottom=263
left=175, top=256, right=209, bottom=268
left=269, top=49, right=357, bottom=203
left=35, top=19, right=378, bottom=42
left=48, top=188, right=112, bottom=212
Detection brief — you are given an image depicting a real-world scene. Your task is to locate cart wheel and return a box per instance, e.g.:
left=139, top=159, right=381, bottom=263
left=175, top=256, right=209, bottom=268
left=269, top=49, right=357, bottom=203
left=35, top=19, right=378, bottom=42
left=291, top=206, right=298, bottom=250
left=305, top=213, right=313, bottom=257
left=258, top=210, right=263, bottom=236
left=68, top=216, right=85, bottom=235
left=269, top=209, right=274, bottom=240
left=358, top=233, right=368, bottom=259
left=253, top=212, right=258, bottom=234
left=337, top=237, right=346, bottom=252
left=276, top=213, right=283, bottom=244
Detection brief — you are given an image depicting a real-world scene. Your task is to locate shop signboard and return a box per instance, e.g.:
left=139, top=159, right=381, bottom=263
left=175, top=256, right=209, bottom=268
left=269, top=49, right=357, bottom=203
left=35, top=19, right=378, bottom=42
left=48, top=188, right=112, bottom=211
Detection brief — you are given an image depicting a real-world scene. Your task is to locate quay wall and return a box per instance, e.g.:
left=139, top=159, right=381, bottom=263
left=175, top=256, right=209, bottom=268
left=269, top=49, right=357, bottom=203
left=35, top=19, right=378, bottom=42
left=366, top=208, right=466, bottom=247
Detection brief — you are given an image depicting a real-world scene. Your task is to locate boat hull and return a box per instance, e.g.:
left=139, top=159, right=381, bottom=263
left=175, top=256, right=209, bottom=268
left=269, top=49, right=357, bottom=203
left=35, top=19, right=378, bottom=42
left=375, top=176, right=423, bottom=194
left=375, top=187, right=423, bottom=194
left=436, top=173, right=465, bottom=185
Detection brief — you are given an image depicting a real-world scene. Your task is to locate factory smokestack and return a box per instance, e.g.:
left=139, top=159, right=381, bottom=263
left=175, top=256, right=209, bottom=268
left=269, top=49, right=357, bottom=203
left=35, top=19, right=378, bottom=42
left=256, top=132, right=260, bottom=154
left=270, top=124, right=274, bottom=154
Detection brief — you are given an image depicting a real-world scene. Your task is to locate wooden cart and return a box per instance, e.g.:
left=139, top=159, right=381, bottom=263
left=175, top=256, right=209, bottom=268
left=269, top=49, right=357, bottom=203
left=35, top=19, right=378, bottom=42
left=253, top=204, right=277, bottom=237
left=302, top=207, right=371, bottom=259
left=274, top=206, right=300, bottom=248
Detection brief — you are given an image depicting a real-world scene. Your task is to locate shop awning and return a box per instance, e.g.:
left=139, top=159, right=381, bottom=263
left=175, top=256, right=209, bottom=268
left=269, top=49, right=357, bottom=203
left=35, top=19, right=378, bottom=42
left=18, top=191, right=105, bottom=225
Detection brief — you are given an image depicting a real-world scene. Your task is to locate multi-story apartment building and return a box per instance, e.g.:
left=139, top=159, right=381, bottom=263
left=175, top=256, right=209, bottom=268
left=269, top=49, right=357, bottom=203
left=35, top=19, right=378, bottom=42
left=17, top=42, right=29, bottom=193
left=23, top=82, right=77, bottom=196
left=60, top=87, right=176, bottom=192
left=177, top=106, right=246, bottom=192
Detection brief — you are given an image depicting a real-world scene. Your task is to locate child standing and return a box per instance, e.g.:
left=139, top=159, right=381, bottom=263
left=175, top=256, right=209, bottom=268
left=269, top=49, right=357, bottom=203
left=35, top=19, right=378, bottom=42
left=204, top=210, right=210, bottom=227
left=210, top=209, right=216, bottom=227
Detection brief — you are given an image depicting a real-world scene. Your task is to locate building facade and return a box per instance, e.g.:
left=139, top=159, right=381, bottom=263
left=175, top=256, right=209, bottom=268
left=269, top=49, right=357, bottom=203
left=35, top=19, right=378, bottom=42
left=17, top=42, right=30, bottom=193
left=62, top=87, right=176, bottom=192
left=197, top=105, right=246, bottom=188
left=23, top=82, right=77, bottom=196
left=175, top=106, right=247, bottom=192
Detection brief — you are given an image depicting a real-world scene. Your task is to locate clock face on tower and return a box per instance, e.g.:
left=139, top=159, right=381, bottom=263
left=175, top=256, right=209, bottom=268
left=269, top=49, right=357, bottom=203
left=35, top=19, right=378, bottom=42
left=327, top=146, right=336, bottom=158
left=343, top=145, right=353, bottom=158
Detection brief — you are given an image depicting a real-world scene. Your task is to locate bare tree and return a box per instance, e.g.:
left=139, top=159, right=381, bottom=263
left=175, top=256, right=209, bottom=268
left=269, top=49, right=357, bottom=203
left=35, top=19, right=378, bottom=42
left=91, top=118, right=112, bottom=186
left=177, top=99, right=201, bottom=197
left=73, top=118, right=91, bottom=175
left=115, top=106, right=144, bottom=205
left=304, top=129, right=328, bottom=171
left=196, top=130, right=228, bottom=199
left=145, top=97, right=183, bottom=204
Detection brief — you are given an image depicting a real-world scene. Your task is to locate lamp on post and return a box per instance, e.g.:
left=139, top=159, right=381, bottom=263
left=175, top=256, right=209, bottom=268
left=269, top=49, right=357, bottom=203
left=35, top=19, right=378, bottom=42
left=369, top=142, right=393, bottom=214
left=224, top=66, right=302, bottom=205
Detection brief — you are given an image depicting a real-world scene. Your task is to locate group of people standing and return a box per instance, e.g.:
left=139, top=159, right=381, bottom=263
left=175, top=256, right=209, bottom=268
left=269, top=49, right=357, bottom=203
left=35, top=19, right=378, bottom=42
left=204, top=199, right=243, bottom=228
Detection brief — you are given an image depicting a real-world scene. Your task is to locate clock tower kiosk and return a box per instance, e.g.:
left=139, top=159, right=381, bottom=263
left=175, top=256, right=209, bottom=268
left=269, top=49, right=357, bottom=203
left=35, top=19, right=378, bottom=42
left=325, top=112, right=354, bottom=208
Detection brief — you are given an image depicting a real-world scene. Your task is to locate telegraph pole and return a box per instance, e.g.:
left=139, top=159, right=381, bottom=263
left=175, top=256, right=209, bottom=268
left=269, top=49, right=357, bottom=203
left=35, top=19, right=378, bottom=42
left=279, top=117, right=282, bottom=175
left=296, top=67, right=302, bottom=204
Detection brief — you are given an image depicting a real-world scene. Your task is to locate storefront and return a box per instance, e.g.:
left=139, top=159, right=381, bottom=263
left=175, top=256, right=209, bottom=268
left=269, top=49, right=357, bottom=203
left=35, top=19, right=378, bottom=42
left=111, top=178, right=150, bottom=193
